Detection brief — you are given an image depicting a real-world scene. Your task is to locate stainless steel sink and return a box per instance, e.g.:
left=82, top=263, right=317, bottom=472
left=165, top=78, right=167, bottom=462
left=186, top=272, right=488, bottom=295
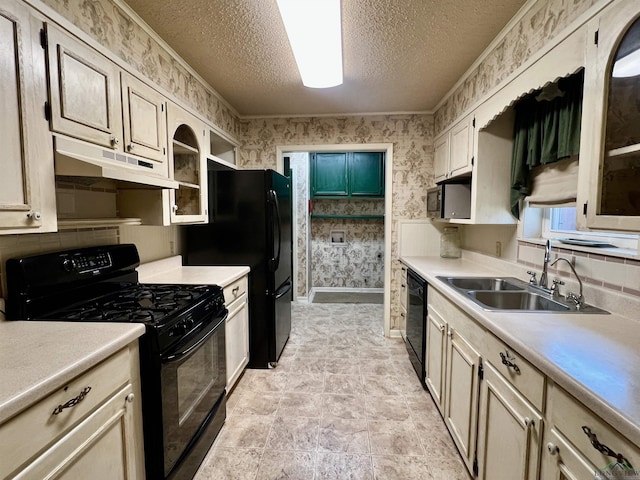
left=441, top=277, right=524, bottom=291
left=469, top=291, right=569, bottom=311
left=436, top=275, right=609, bottom=314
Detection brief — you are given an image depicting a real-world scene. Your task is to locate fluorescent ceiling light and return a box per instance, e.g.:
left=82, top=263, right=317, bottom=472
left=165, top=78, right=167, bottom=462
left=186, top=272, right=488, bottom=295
left=612, top=48, right=640, bottom=78
left=276, top=0, right=343, bottom=88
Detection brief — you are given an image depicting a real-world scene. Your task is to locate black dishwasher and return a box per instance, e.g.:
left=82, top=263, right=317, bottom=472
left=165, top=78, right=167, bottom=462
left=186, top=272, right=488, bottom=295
left=405, top=269, right=427, bottom=388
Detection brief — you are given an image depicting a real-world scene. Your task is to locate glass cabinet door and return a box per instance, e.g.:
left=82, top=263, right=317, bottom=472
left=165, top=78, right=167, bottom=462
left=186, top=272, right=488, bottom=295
left=582, top=0, right=640, bottom=231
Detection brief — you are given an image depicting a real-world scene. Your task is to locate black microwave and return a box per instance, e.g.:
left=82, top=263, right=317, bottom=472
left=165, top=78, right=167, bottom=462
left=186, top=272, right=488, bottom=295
left=427, top=184, right=471, bottom=219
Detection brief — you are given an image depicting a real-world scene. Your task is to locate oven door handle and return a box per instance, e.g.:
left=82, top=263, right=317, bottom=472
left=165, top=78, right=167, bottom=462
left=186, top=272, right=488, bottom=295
left=162, top=312, right=227, bottom=363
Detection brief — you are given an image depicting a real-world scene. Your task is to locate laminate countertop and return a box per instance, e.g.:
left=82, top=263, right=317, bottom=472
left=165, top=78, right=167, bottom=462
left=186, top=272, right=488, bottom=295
left=137, top=256, right=249, bottom=287
left=0, top=321, right=144, bottom=424
left=401, top=255, right=640, bottom=448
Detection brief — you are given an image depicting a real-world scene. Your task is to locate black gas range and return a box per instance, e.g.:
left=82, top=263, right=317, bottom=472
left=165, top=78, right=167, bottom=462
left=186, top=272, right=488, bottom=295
left=5, top=244, right=228, bottom=480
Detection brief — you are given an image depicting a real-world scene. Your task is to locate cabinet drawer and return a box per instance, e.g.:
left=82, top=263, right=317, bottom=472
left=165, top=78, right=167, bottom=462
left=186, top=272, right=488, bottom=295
left=0, top=347, right=131, bottom=477
left=224, top=276, right=248, bottom=306
left=482, top=333, right=545, bottom=411
left=549, top=385, right=640, bottom=472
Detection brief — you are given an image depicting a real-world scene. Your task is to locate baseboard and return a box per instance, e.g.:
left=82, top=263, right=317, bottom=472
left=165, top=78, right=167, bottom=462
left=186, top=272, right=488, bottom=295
left=295, top=296, right=309, bottom=304
left=389, top=329, right=403, bottom=338
left=310, top=287, right=384, bottom=294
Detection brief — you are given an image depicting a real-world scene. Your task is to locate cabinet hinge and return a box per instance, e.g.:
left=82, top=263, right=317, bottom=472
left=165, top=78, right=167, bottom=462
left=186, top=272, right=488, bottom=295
left=478, top=362, right=484, bottom=380
left=594, top=30, right=599, bottom=45
left=161, top=103, right=164, bottom=112
left=472, top=117, right=476, bottom=128
left=163, top=147, right=166, bottom=155
left=473, top=456, right=479, bottom=476
left=583, top=202, right=588, bottom=215
left=44, top=101, right=51, bottom=121
left=471, top=156, right=474, bottom=166
left=39, top=28, right=48, bottom=49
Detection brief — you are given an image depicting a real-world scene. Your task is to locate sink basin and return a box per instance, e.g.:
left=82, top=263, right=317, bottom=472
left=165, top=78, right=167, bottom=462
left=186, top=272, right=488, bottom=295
left=441, top=277, right=524, bottom=291
left=469, top=291, right=570, bottom=311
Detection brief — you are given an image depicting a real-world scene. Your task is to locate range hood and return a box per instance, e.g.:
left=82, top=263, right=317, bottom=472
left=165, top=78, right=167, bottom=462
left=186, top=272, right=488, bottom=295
left=54, top=135, right=179, bottom=189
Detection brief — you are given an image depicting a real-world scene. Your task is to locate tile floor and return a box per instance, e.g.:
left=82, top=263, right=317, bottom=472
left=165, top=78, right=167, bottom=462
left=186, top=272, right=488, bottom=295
left=195, top=303, right=471, bottom=480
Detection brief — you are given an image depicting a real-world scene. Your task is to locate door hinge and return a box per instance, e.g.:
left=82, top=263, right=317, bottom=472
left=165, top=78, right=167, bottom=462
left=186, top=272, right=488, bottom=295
left=44, top=101, right=51, bottom=121
left=473, top=456, right=479, bottom=476
left=39, top=28, right=48, bottom=49
left=583, top=202, right=588, bottom=215
left=478, top=362, right=484, bottom=380
left=594, top=30, right=599, bottom=45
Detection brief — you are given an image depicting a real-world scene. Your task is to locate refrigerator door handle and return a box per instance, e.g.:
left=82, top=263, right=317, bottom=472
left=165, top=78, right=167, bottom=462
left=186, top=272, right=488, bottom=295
left=275, top=279, right=292, bottom=299
left=269, top=189, right=282, bottom=272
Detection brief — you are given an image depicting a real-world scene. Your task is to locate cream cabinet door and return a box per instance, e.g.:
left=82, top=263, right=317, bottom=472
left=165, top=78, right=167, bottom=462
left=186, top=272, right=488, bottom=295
left=444, top=325, right=481, bottom=473
left=476, top=362, right=543, bottom=480
left=434, top=133, right=450, bottom=183
left=226, top=296, right=249, bottom=390
left=45, top=23, right=122, bottom=149
left=425, top=307, right=447, bottom=413
left=0, top=0, right=55, bottom=232
left=13, top=385, right=140, bottom=480
left=541, top=428, right=598, bottom=480
left=450, top=116, right=474, bottom=177
left=121, top=72, right=167, bottom=164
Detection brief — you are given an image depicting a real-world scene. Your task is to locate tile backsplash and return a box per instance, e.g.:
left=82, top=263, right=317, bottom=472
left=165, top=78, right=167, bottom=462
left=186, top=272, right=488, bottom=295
left=517, top=240, right=640, bottom=297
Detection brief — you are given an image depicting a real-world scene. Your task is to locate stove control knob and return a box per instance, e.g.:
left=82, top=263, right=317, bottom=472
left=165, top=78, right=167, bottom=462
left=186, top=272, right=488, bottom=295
left=62, top=258, right=77, bottom=272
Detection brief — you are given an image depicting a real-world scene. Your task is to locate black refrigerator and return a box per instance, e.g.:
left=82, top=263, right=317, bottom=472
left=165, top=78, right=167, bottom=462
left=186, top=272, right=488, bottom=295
left=182, top=165, right=292, bottom=368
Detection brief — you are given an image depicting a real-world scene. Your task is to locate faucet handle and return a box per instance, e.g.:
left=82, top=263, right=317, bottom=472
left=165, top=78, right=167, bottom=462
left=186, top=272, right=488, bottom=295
left=551, top=279, right=565, bottom=297
left=526, top=271, right=537, bottom=284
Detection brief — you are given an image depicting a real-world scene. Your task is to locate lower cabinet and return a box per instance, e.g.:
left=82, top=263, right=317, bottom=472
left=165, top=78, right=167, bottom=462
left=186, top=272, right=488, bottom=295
left=425, top=305, right=447, bottom=413
left=476, top=362, right=543, bottom=480
left=0, top=344, right=144, bottom=479
left=224, top=274, right=249, bottom=391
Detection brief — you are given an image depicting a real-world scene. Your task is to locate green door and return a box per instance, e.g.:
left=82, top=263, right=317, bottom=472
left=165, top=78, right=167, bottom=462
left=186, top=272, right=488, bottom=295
left=349, top=152, right=384, bottom=197
left=311, top=152, right=348, bottom=197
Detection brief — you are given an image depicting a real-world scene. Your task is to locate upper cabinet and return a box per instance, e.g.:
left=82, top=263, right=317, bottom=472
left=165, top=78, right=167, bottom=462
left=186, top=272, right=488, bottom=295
left=166, top=103, right=208, bottom=223
left=311, top=152, right=384, bottom=198
left=207, top=127, right=238, bottom=169
left=44, top=24, right=168, bottom=170
left=580, top=0, right=640, bottom=231
left=434, top=114, right=475, bottom=183
left=0, top=0, right=56, bottom=233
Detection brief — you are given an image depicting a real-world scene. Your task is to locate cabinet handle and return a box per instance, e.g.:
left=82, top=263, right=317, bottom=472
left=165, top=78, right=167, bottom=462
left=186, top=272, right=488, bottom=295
left=499, top=351, right=521, bottom=374
left=546, top=442, right=558, bottom=455
left=26, top=211, right=42, bottom=221
left=232, top=286, right=240, bottom=295
left=582, top=426, right=634, bottom=469
left=401, top=284, right=406, bottom=288
left=110, top=137, right=119, bottom=146
left=524, top=417, right=534, bottom=428
left=400, top=312, right=405, bottom=317
left=52, top=386, right=91, bottom=415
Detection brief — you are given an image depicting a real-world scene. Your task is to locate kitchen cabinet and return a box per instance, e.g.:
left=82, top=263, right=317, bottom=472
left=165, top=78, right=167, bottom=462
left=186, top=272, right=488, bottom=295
left=45, top=24, right=168, bottom=168
left=399, top=264, right=408, bottom=340
left=311, top=152, right=384, bottom=198
left=476, top=362, right=543, bottom=480
left=208, top=126, right=238, bottom=169
left=224, top=273, right=249, bottom=391
left=434, top=114, right=474, bottom=182
left=579, top=0, right=640, bottom=232
left=0, top=0, right=56, bottom=233
left=541, top=383, right=640, bottom=480
left=0, top=344, right=144, bottom=479
left=425, top=304, right=447, bottom=414
left=166, top=102, right=208, bottom=223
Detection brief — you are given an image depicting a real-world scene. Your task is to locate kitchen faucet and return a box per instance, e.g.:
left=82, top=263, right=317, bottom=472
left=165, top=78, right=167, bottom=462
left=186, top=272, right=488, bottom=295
left=540, top=239, right=552, bottom=288
left=550, top=257, right=584, bottom=308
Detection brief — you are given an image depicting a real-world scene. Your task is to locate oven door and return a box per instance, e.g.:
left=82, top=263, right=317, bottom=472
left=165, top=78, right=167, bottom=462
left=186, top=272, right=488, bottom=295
left=160, top=313, right=226, bottom=477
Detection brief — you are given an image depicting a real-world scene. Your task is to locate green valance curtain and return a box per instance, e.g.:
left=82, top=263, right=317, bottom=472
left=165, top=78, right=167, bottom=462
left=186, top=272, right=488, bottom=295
left=510, top=69, right=584, bottom=219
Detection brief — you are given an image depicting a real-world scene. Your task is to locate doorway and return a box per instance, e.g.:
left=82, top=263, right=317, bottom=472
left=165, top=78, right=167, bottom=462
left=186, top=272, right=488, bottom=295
left=277, top=143, right=394, bottom=337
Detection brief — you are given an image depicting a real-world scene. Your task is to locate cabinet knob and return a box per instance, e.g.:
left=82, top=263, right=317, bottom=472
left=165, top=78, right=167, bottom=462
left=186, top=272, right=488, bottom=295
left=27, top=211, right=41, bottom=221
left=524, top=417, right=534, bottom=428
left=126, top=393, right=135, bottom=403
left=172, top=204, right=178, bottom=212
left=547, top=442, right=558, bottom=455
left=447, top=331, right=453, bottom=338
left=110, top=137, right=119, bottom=146
left=127, top=143, right=135, bottom=151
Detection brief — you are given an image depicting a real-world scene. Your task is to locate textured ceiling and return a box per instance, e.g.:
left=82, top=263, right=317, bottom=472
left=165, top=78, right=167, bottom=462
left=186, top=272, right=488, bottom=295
left=123, top=0, right=528, bottom=116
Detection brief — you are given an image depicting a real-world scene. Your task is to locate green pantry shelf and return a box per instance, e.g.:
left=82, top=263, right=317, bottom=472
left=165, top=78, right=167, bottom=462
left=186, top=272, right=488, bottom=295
left=310, top=214, right=384, bottom=219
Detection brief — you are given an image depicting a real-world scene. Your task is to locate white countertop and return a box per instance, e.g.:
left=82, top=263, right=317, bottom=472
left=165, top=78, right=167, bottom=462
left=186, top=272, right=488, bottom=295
left=401, top=255, right=640, bottom=447
left=0, top=321, right=144, bottom=424
left=137, top=256, right=250, bottom=287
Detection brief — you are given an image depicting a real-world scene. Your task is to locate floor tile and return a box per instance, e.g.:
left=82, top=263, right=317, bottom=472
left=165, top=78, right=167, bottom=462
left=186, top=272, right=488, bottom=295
left=324, top=374, right=364, bottom=395
left=315, top=452, right=374, bottom=480
left=321, top=394, right=367, bottom=420
left=427, top=456, right=472, bottom=479
left=365, top=396, right=411, bottom=422
left=215, top=415, right=274, bottom=448
left=194, top=447, right=262, bottom=480
left=266, top=416, right=320, bottom=451
left=256, top=451, right=315, bottom=480
left=285, top=373, right=325, bottom=393
left=278, top=392, right=324, bottom=417
left=362, top=375, right=403, bottom=396
left=368, top=419, right=426, bottom=456
left=371, top=455, right=433, bottom=480
left=231, top=392, right=282, bottom=416
left=318, top=416, right=370, bottom=453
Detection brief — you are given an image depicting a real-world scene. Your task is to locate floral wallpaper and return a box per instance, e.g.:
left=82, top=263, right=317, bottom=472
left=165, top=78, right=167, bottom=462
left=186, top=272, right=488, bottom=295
left=42, top=0, right=241, bottom=139
left=239, top=115, right=434, bottom=329
left=435, top=0, right=600, bottom=135
left=288, top=153, right=310, bottom=299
